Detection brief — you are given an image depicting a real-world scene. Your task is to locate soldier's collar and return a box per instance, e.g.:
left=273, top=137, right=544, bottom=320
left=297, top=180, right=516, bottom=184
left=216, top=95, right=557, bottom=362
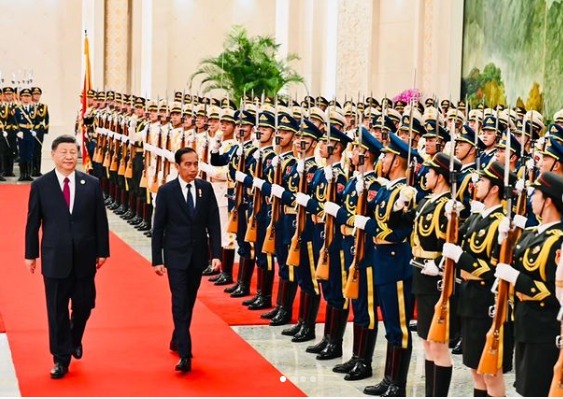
left=481, top=204, right=503, bottom=218
left=537, top=220, right=562, bottom=235
left=461, top=162, right=476, bottom=171
left=387, top=177, right=406, bottom=188
left=430, top=191, right=449, bottom=202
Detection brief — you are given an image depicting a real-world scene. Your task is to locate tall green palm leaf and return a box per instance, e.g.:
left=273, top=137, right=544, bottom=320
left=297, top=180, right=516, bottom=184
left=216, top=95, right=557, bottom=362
left=190, top=25, right=304, bottom=104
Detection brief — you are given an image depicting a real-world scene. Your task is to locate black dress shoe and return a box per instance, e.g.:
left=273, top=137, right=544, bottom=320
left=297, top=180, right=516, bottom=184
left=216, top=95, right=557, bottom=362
left=223, top=282, right=240, bottom=294
left=380, top=384, right=405, bottom=397
left=270, top=307, right=292, bottom=326
left=451, top=338, right=463, bottom=354
left=175, top=357, right=191, bottom=373
left=281, top=322, right=302, bottom=336
left=363, top=377, right=391, bottom=396
left=213, top=272, right=233, bottom=286
left=333, top=356, right=358, bottom=374
left=72, top=344, right=83, bottom=359
left=202, top=265, right=219, bottom=276
left=50, top=363, right=69, bottom=379
left=291, top=325, right=316, bottom=343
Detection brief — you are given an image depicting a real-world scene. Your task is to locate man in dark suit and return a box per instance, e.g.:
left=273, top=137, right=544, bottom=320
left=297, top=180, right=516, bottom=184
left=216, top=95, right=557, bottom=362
left=24, top=134, right=110, bottom=379
left=152, top=147, right=222, bottom=373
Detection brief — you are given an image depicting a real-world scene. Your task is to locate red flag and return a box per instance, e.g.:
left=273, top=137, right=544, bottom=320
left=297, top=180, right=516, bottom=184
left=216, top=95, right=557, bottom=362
left=81, top=31, right=92, bottom=170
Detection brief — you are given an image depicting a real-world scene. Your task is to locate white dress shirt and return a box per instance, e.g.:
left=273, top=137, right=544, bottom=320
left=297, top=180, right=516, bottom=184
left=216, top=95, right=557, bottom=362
left=55, top=169, right=76, bottom=214
left=178, top=176, right=197, bottom=208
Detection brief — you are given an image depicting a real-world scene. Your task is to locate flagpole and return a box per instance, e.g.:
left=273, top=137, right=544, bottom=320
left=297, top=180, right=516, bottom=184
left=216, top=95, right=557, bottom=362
left=81, top=30, right=93, bottom=171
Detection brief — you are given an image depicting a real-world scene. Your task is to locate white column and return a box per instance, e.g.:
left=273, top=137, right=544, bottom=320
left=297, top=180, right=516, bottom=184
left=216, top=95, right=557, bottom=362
left=323, top=0, right=338, bottom=98
left=81, top=0, right=104, bottom=90
left=139, top=0, right=153, bottom=97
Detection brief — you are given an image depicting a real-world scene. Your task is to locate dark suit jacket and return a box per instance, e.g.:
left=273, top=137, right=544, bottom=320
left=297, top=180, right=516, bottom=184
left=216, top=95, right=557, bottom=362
left=151, top=177, right=222, bottom=269
left=25, top=170, right=110, bottom=279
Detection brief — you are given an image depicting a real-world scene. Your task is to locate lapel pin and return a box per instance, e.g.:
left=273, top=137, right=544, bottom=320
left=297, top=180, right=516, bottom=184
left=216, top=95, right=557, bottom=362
left=80, top=179, right=86, bottom=185
left=198, top=188, right=202, bottom=198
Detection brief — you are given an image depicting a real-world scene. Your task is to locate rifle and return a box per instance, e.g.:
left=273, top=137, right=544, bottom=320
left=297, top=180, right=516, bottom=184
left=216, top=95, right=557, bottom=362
left=200, top=101, right=209, bottom=180
left=150, top=124, right=163, bottom=193
left=315, top=105, right=334, bottom=281
left=549, top=323, right=563, bottom=396
left=244, top=95, right=263, bottom=243
left=226, top=100, right=246, bottom=234
left=160, top=123, right=171, bottom=186
left=109, top=115, right=120, bottom=172
left=287, top=108, right=306, bottom=267
left=478, top=111, right=519, bottom=376
left=262, top=96, right=280, bottom=255
left=427, top=117, right=458, bottom=343
left=139, top=100, right=150, bottom=189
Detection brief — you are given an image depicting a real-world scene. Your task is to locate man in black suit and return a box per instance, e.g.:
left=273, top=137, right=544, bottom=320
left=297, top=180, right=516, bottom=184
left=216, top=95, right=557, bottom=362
left=152, top=147, right=222, bottom=373
left=24, top=134, right=110, bottom=379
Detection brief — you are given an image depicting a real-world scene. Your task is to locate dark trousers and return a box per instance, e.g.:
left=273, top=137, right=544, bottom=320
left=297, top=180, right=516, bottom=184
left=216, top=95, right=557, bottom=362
left=167, top=267, right=203, bottom=358
left=43, top=272, right=96, bottom=366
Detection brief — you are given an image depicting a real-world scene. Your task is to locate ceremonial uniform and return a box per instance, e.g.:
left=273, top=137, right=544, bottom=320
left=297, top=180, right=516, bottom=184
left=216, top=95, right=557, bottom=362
left=13, top=90, right=36, bottom=181
left=31, top=87, right=49, bottom=176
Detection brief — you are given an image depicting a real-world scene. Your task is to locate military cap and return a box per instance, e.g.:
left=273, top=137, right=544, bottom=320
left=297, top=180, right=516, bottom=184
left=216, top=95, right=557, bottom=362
left=522, top=110, right=544, bottom=137
left=422, top=106, right=443, bottom=125
left=328, top=99, right=341, bottom=109
left=423, top=120, right=450, bottom=142
left=386, top=108, right=402, bottom=125
left=115, top=92, right=123, bottom=102
left=476, top=103, right=485, bottom=110
left=261, top=104, right=276, bottom=115
left=208, top=106, right=221, bottom=119
left=468, top=109, right=483, bottom=123
left=344, top=103, right=355, bottom=117
left=106, top=90, right=115, bottom=100
left=457, top=100, right=467, bottom=111
left=184, top=93, right=192, bottom=103
left=482, top=115, right=498, bottom=131
left=321, top=124, right=352, bottom=145
left=415, top=101, right=425, bottom=114
left=495, top=104, right=505, bottom=111
left=456, top=125, right=484, bottom=149
left=478, top=161, right=517, bottom=192
left=440, top=99, right=451, bottom=108
left=170, top=102, right=183, bottom=114
left=365, top=97, right=380, bottom=108
left=373, top=114, right=396, bottom=132
left=96, top=91, right=106, bottom=101
left=309, top=107, right=327, bottom=124
left=158, top=100, right=169, bottom=112
left=554, top=109, right=563, bottom=124
left=382, top=133, right=423, bottom=162
left=355, top=126, right=384, bottom=157
left=86, top=89, right=96, bottom=99
left=447, top=109, right=466, bottom=123
left=292, top=106, right=303, bottom=120
left=302, top=95, right=315, bottom=108
left=363, top=107, right=378, bottom=119
left=381, top=97, right=393, bottom=109
left=398, top=113, right=425, bottom=136
left=514, top=106, right=526, bottom=117
left=425, top=98, right=436, bottom=107
left=258, top=111, right=275, bottom=129
left=300, top=119, right=323, bottom=141
left=123, top=94, right=132, bottom=103
left=278, top=98, right=289, bottom=107
left=19, top=88, right=32, bottom=96
left=220, top=108, right=236, bottom=123
left=246, top=103, right=257, bottom=116
left=547, top=123, right=563, bottom=143
left=221, top=98, right=236, bottom=111
left=147, top=101, right=158, bottom=112
left=531, top=172, right=563, bottom=209
left=2, top=87, right=14, bottom=95
left=134, top=97, right=146, bottom=108
left=541, top=137, right=563, bottom=164
left=234, top=110, right=254, bottom=125
left=174, top=91, right=183, bottom=102
left=497, top=131, right=522, bottom=155
left=183, top=104, right=193, bottom=115
left=263, top=96, right=274, bottom=106
left=31, top=87, right=42, bottom=95
left=316, top=96, right=329, bottom=108
left=394, top=100, right=407, bottom=112
left=329, top=109, right=346, bottom=128
left=424, top=152, right=462, bottom=180
left=194, top=104, right=206, bottom=117
left=212, top=98, right=221, bottom=107
left=277, top=113, right=299, bottom=133
left=200, top=97, right=211, bottom=105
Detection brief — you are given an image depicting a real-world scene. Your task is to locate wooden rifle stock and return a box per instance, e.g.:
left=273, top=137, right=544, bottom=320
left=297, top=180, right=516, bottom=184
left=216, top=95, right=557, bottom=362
left=244, top=154, right=263, bottom=243
left=263, top=160, right=282, bottom=255
left=549, top=336, right=563, bottom=396
left=427, top=208, right=458, bottom=343
left=226, top=145, right=246, bottom=234
left=287, top=163, right=308, bottom=267
left=315, top=175, right=337, bottom=281
left=151, top=128, right=162, bottom=193
left=200, top=139, right=209, bottom=180
left=344, top=187, right=367, bottom=299
left=160, top=129, right=170, bottom=186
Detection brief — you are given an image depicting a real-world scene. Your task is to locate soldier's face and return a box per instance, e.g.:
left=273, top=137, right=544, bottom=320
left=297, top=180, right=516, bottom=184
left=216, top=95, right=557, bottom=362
left=134, top=107, right=144, bottom=117
left=171, top=112, right=182, bottom=126
left=455, top=141, right=472, bottom=159
left=258, top=127, right=273, bottom=143
left=240, top=124, right=253, bottom=140
left=475, top=176, right=490, bottom=201
left=21, top=94, right=31, bottom=104
left=495, top=148, right=507, bottom=164
left=5, top=93, right=13, bottom=102
left=176, top=151, right=199, bottom=182
left=277, top=129, right=294, bottom=147
left=481, top=129, right=496, bottom=147
left=32, top=94, right=41, bottom=102
left=52, top=143, right=78, bottom=174
left=539, top=154, right=559, bottom=174
left=425, top=137, right=437, bottom=155
left=397, top=129, right=409, bottom=142
left=149, top=111, right=159, bottom=122
left=195, top=115, right=207, bottom=128
left=425, top=168, right=439, bottom=190
left=221, top=121, right=235, bottom=136
left=531, top=189, right=547, bottom=217
left=208, top=118, right=220, bottom=133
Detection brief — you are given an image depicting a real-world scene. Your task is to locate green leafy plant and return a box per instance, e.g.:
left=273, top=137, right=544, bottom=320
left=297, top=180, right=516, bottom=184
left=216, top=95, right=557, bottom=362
left=190, top=25, right=304, bottom=105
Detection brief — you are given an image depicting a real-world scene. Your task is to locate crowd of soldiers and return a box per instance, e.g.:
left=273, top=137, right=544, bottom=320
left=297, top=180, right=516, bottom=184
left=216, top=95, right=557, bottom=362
left=83, top=88, right=563, bottom=397
left=0, top=85, right=50, bottom=181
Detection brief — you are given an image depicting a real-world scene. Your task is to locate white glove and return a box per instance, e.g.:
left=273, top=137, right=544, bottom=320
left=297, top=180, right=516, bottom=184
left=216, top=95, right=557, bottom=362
left=235, top=171, right=247, bottom=183
left=442, top=243, right=463, bottom=263
left=16, top=131, right=23, bottom=139
left=497, top=217, right=510, bottom=245
left=271, top=184, right=285, bottom=199
left=295, top=192, right=311, bottom=207
left=252, top=177, right=265, bottom=190
left=444, top=199, right=464, bottom=219
left=252, top=148, right=261, bottom=161
left=525, top=158, right=535, bottom=170
left=495, top=263, right=520, bottom=285
left=393, top=186, right=417, bottom=211
left=355, top=176, right=365, bottom=194
left=324, top=166, right=333, bottom=181
left=296, top=159, right=305, bottom=174
left=354, top=215, right=370, bottom=230
left=513, top=214, right=527, bottom=230
left=236, top=145, right=243, bottom=156
left=211, top=138, right=222, bottom=153
left=271, top=155, right=279, bottom=168
left=471, top=172, right=480, bottom=184
left=515, top=179, right=525, bottom=195
left=31, top=130, right=37, bottom=137
left=2, top=131, right=6, bottom=138
left=324, top=201, right=341, bottom=217
left=470, top=200, right=485, bottom=213
left=157, top=171, right=164, bottom=181
left=421, top=259, right=440, bottom=276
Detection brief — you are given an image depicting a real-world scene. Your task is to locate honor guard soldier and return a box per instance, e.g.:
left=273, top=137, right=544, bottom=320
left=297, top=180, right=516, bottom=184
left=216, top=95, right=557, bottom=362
left=30, top=86, right=49, bottom=176
left=372, top=114, right=395, bottom=147
left=494, top=172, right=563, bottom=397
left=442, top=161, right=516, bottom=396
left=418, top=120, right=450, bottom=200
left=14, top=88, right=36, bottom=181
left=295, top=125, right=352, bottom=360
left=0, top=88, right=10, bottom=181
left=258, top=113, right=299, bottom=325
left=325, top=128, right=384, bottom=381
left=1, top=86, right=18, bottom=177
left=480, top=116, right=499, bottom=168
left=277, top=119, right=322, bottom=342
left=353, top=133, right=421, bottom=397
left=81, top=89, right=97, bottom=168
left=454, top=125, right=482, bottom=220
left=396, top=111, right=426, bottom=203
left=539, top=135, right=563, bottom=176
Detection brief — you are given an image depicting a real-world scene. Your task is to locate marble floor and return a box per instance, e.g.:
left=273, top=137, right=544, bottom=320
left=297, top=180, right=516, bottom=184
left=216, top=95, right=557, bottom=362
left=0, top=135, right=519, bottom=396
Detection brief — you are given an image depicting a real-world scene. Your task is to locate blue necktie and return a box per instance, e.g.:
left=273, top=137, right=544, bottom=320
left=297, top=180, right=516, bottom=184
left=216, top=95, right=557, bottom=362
left=186, top=183, right=195, bottom=218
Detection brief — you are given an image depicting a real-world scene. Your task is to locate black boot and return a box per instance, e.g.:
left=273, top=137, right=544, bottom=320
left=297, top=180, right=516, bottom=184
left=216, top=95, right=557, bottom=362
left=229, top=257, right=255, bottom=297
left=425, top=359, right=435, bottom=397
left=249, top=269, right=273, bottom=310
left=317, top=307, right=349, bottom=360
left=363, top=343, right=393, bottom=396
left=270, top=280, right=297, bottom=326
left=379, top=345, right=412, bottom=397
left=451, top=337, right=463, bottom=354
left=25, top=162, right=34, bottom=181
left=243, top=267, right=263, bottom=306
left=214, top=249, right=235, bottom=285
left=433, top=364, right=452, bottom=397
left=334, top=323, right=362, bottom=374
left=202, top=264, right=220, bottom=276
left=291, top=292, right=320, bottom=342
left=224, top=257, right=244, bottom=294
left=259, top=274, right=283, bottom=317
left=306, top=304, right=332, bottom=354
left=283, top=290, right=307, bottom=336
left=17, top=163, right=26, bottom=181
left=473, top=388, right=488, bottom=396
left=345, top=326, right=377, bottom=381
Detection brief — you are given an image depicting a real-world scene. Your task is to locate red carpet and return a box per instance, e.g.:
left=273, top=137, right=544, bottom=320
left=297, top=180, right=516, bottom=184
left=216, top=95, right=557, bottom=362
left=0, top=185, right=304, bottom=396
